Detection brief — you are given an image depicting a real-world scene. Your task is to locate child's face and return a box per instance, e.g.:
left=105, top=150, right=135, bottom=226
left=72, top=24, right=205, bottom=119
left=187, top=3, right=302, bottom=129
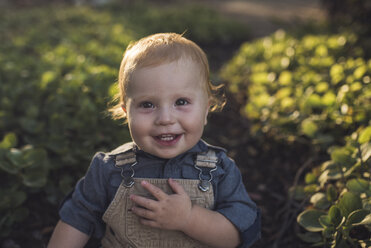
left=125, top=58, right=209, bottom=159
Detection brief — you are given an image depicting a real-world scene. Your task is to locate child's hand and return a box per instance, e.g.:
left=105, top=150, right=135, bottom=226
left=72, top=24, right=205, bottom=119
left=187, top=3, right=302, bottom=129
left=130, top=178, right=192, bottom=232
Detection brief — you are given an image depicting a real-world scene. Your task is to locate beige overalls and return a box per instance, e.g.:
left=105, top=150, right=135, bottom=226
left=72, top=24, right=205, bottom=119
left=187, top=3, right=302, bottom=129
left=101, top=149, right=218, bottom=248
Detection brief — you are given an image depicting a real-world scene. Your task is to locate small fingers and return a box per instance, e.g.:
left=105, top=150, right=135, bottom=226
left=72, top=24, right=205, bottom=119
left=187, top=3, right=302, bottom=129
left=131, top=206, right=155, bottom=220
left=141, top=180, right=167, bottom=200
left=168, top=178, right=186, bottom=195
left=130, top=195, right=157, bottom=210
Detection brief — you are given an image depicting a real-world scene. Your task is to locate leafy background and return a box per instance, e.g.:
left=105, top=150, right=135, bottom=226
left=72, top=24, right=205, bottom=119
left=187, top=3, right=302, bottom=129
left=0, top=0, right=370, bottom=247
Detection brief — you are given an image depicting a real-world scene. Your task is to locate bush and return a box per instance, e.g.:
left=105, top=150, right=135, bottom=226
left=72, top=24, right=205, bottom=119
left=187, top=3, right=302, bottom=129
left=221, top=30, right=371, bottom=246
left=221, top=30, right=371, bottom=149
left=296, top=126, right=371, bottom=247
left=0, top=6, right=133, bottom=240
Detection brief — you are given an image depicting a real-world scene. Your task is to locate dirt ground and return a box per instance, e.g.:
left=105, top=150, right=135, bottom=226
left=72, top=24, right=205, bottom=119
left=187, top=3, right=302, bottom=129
left=186, top=0, right=326, bottom=38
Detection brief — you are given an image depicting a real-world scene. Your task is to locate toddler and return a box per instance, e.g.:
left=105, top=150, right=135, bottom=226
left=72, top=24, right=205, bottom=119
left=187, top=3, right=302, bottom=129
left=48, top=33, right=260, bottom=248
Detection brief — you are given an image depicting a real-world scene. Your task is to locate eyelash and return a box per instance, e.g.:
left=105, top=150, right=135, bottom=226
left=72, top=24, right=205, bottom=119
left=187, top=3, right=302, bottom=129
left=175, top=98, right=189, bottom=106
left=139, top=102, right=154, bottom=108
left=138, top=98, right=190, bottom=109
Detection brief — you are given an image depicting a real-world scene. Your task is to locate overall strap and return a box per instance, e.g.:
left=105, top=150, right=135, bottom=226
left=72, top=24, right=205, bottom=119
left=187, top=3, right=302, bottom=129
left=196, top=149, right=218, bottom=168
left=194, top=149, right=218, bottom=192
left=115, top=151, right=137, bottom=188
left=115, top=151, right=136, bottom=166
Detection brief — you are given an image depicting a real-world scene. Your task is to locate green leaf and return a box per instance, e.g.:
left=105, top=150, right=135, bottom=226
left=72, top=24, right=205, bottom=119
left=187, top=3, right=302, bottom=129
left=0, top=133, right=17, bottom=149
left=330, top=64, right=344, bottom=84
left=301, top=119, right=319, bottom=138
left=330, top=146, right=356, bottom=167
left=6, top=148, right=26, bottom=168
left=305, top=172, right=317, bottom=184
left=297, top=209, right=326, bottom=232
left=347, top=210, right=370, bottom=226
left=337, top=192, right=363, bottom=218
left=346, top=178, right=370, bottom=195
left=310, top=192, right=331, bottom=209
left=360, top=142, right=371, bottom=162
left=321, top=91, right=336, bottom=106
left=358, top=126, right=371, bottom=144
left=329, top=206, right=344, bottom=228
left=319, top=215, right=332, bottom=227
left=304, top=184, right=319, bottom=194
left=326, top=184, right=337, bottom=202
left=278, top=71, right=292, bottom=85
left=319, top=165, right=349, bottom=187
left=306, top=94, right=323, bottom=108
left=355, top=214, right=371, bottom=226
left=40, top=71, right=56, bottom=89
left=354, top=65, right=367, bottom=79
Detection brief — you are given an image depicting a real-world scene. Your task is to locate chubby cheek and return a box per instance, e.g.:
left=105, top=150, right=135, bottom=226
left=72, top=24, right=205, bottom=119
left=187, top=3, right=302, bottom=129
left=127, top=114, right=150, bottom=141
left=182, top=114, right=206, bottom=137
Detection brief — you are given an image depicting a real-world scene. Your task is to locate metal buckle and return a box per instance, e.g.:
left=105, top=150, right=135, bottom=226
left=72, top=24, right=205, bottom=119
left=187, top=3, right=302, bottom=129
left=194, top=162, right=217, bottom=192
left=198, top=180, right=211, bottom=192
left=115, top=161, right=137, bottom=188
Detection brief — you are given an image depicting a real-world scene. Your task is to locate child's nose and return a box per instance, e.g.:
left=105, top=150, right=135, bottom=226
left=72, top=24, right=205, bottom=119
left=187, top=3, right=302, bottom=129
left=155, top=107, right=175, bottom=126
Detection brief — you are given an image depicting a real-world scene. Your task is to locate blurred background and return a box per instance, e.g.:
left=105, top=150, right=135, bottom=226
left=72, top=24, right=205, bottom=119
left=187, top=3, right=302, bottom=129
left=0, top=0, right=370, bottom=247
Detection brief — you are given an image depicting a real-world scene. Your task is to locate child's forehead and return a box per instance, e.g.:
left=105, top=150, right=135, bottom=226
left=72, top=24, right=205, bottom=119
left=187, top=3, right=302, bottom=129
left=132, top=59, right=203, bottom=83
left=136, top=55, right=201, bottom=70
left=127, top=59, right=208, bottom=95
left=131, top=57, right=204, bottom=81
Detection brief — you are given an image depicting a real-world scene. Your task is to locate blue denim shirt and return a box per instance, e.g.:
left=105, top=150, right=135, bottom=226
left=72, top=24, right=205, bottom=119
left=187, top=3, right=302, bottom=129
left=59, top=140, right=261, bottom=247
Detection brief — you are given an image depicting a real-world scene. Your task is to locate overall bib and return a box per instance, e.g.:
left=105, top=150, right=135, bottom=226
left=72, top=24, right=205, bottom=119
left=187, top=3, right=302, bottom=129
left=101, top=149, right=218, bottom=248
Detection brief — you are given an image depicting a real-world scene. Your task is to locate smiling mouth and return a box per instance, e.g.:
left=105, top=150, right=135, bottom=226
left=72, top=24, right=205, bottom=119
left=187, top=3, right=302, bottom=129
left=157, top=134, right=179, bottom=141
left=154, top=134, right=182, bottom=145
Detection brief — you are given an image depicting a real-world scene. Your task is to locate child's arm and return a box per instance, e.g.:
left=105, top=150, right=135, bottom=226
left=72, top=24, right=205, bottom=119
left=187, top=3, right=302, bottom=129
left=47, top=220, right=90, bottom=248
left=130, top=179, right=240, bottom=248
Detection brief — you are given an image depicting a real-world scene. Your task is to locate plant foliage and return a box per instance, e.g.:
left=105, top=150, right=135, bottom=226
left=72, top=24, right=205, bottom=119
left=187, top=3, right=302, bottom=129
left=0, top=6, right=133, bottom=239
left=221, top=30, right=371, bottom=247
left=221, top=30, right=371, bottom=148
left=296, top=127, right=371, bottom=247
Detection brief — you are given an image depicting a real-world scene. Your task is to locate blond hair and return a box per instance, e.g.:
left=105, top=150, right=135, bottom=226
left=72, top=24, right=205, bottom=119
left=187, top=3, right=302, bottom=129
left=109, top=33, right=224, bottom=120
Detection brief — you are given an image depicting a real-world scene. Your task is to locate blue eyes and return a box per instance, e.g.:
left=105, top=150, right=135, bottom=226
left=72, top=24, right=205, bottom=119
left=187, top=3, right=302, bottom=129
left=139, top=99, right=189, bottom=108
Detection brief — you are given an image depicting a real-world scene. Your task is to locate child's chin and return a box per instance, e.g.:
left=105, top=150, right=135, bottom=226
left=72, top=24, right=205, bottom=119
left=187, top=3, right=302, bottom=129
left=152, top=148, right=184, bottom=159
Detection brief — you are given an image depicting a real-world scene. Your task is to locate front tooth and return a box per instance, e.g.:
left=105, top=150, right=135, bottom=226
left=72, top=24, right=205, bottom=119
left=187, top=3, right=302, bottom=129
left=160, top=135, right=174, bottom=141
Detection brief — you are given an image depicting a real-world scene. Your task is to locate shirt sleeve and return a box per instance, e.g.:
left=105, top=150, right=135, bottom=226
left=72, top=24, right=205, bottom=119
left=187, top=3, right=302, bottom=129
left=59, top=152, right=111, bottom=238
left=214, top=152, right=261, bottom=248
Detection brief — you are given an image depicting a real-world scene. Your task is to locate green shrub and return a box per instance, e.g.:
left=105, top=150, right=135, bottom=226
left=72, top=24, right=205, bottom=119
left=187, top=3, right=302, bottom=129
left=221, top=30, right=371, bottom=246
left=221, top=30, right=371, bottom=148
left=0, top=6, right=133, bottom=238
left=296, top=126, right=371, bottom=247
